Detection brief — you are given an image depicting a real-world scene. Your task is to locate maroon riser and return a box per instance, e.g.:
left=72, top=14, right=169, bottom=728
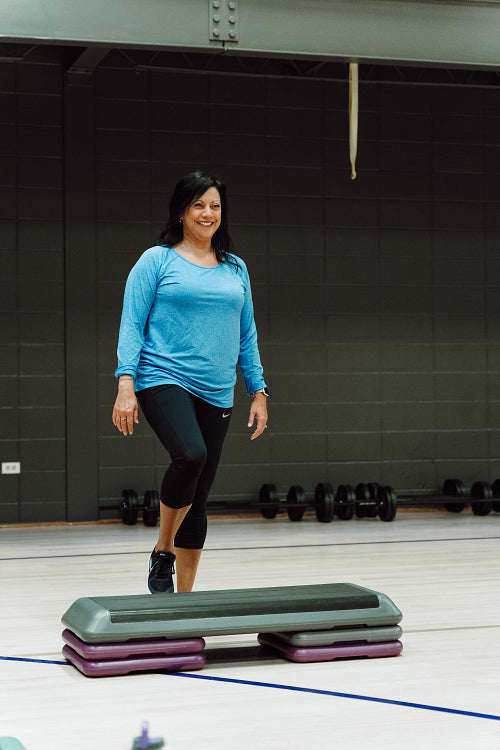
left=258, top=633, right=403, bottom=663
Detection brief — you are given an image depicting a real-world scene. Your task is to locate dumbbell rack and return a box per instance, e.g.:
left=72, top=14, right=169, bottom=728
left=208, top=482, right=396, bottom=523
left=99, top=477, right=500, bottom=527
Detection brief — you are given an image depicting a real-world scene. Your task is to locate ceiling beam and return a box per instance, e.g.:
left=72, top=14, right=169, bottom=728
left=230, top=0, right=500, bottom=70
left=0, top=0, right=499, bottom=70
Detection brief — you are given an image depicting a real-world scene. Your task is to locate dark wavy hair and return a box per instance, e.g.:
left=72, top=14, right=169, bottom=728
left=159, top=171, right=239, bottom=270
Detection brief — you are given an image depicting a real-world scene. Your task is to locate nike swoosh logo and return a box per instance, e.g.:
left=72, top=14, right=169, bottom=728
left=222, top=412, right=231, bottom=418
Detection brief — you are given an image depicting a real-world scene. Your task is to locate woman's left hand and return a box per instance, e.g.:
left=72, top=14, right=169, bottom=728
left=248, top=393, right=268, bottom=440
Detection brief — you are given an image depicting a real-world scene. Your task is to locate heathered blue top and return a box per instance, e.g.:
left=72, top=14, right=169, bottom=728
left=115, top=245, right=266, bottom=408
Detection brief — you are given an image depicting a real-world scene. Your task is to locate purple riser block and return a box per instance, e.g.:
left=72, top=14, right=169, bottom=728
left=62, top=644, right=206, bottom=677
left=258, top=633, right=403, bottom=662
left=62, top=628, right=205, bottom=659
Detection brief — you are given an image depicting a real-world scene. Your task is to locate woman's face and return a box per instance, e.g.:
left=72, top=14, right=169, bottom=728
left=181, top=187, right=222, bottom=244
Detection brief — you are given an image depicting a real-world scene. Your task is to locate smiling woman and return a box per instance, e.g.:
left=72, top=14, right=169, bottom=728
left=111, top=171, right=269, bottom=596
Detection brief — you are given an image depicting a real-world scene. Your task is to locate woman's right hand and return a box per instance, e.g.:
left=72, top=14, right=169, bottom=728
left=112, top=379, right=139, bottom=436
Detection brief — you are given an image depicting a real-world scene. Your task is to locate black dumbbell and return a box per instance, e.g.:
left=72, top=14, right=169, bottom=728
left=377, top=486, right=398, bottom=522
left=424, top=478, right=492, bottom=515
left=119, top=489, right=138, bottom=525
left=118, top=489, right=160, bottom=527
left=468, top=481, right=493, bottom=516
left=259, top=484, right=280, bottom=519
left=143, top=489, right=160, bottom=526
left=286, top=485, right=308, bottom=521
left=441, top=478, right=467, bottom=512
left=355, top=483, right=380, bottom=518
left=354, top=483, right=397, bottom=522
left=258, top=483, right=335, bottom=523
left=315, top=482, right=336, bottom=523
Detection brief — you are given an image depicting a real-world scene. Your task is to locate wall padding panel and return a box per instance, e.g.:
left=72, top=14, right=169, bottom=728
left=0, top=62, right=66, bottom=522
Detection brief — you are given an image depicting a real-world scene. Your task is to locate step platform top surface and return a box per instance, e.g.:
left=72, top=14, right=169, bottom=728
left=62, top=583, right=402, bottom=643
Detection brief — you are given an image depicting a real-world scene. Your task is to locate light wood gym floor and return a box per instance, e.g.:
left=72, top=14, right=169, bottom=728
left=1, top=509, right=499, bottom=750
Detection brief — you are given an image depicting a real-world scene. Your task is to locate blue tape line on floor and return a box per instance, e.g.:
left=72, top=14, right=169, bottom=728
left=169, top=672, right=500, bottom=722
left=0, top=656, right=67, bottom=666
left=3, top=655, right=499, bottom=722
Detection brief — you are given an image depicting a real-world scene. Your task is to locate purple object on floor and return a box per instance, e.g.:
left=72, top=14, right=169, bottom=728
left=132, top=721, right=164, bottom=749
left=62, top=628, right=205, bottom=659
left=257, top=633, right=403, bottom=662
left=62, top=644, right=206, bottom=677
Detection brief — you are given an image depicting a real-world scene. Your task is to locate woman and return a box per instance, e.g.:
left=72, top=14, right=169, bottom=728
left=112, top=171, right=268, bottom=594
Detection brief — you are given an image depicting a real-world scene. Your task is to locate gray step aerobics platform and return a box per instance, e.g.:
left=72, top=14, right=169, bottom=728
left=62, top=583, right=402, bottom=643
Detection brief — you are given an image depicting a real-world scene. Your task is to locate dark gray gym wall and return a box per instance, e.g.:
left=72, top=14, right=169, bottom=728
left=0, top=60, right=66, bottom=522
left=0, top=50, right=499, bottom=523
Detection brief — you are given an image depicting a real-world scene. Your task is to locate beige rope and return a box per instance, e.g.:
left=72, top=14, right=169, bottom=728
left=349, top=63, right=359, bottom=180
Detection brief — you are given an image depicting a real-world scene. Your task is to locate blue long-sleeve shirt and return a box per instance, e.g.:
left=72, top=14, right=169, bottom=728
left=115, top=245, right=266, bottom=407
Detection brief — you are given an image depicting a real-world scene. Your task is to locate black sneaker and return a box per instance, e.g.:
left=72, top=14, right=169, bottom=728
left=148, top=549, right=176, bottom=594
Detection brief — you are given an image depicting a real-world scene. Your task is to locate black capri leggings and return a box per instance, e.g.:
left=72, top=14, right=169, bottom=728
left=136, top=384, right=232, bottom=549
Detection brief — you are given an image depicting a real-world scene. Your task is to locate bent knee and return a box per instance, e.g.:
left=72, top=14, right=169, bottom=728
left=175, top=444, right=207, bottom=475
